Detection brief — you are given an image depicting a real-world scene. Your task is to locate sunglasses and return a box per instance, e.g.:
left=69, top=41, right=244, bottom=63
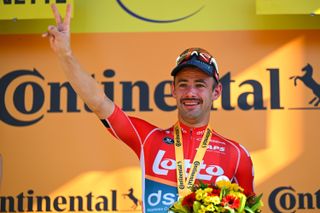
left=176, top=49, right=219, bottom=83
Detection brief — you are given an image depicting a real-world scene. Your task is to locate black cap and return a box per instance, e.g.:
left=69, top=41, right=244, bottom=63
left=171, top=48, right=219, bottom=83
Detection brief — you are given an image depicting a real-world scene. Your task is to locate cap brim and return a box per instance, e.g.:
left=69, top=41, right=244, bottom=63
left=171, top=60, right=213, bottom=77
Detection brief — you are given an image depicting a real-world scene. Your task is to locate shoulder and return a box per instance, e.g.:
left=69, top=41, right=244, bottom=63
left=211, top=130, right=251, bottom=157
left=106, top=104, right=157, bottom=128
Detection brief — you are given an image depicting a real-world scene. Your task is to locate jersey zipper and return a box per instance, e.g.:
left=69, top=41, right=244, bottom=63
left=188, top=128, right=194, bottom=161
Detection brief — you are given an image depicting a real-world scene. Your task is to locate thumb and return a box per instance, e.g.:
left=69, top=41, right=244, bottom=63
left=48, top=25, right=59, bottom=36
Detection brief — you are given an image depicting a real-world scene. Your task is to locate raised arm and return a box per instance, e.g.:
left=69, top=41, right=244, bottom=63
left=43, top=4, right=114, bottom=119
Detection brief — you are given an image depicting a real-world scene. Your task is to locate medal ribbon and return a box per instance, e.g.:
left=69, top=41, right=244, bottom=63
left=173, top=122, right=212, bottom=197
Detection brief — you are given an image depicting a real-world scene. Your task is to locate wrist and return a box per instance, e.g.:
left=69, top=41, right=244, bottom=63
left=57, top=48, right=73, bottom=59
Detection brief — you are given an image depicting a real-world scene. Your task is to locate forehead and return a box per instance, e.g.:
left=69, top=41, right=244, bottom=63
left=174, top=67, right=212, bottom=81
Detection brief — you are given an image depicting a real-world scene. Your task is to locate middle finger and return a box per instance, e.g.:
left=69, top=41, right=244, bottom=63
left=51, top=4, right=63, bottom=25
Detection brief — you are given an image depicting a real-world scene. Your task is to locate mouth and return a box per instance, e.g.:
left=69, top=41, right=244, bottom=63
left=181, top=98, right=202, bottom=107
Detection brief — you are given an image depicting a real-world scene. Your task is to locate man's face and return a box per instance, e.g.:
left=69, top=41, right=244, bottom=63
left=172, top=67, right=222, bottom=127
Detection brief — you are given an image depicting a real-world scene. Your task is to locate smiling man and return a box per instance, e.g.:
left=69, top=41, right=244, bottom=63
left=171, top=49, right=221, bottom=127
left=44, top=4, right=255, bottom=212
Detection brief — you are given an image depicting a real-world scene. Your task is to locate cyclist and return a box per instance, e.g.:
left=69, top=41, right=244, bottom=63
left=44, top=4, right=254, bottom=212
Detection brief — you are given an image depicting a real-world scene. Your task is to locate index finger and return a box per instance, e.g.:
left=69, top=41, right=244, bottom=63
left=63, top=3, right=72, bottom=26
left=51, top=4, right=62, bottom=25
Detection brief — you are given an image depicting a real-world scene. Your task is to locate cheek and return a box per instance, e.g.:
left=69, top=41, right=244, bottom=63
left=202, top=90, right=214, bottom=99
left=172, top=87, right=186, bottom=98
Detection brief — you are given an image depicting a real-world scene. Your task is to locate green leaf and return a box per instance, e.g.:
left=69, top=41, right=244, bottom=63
left=168, top=198, right=190, bottom=213
left=220, top=187, right=226, bottom=199
left=250, top=194, right=263, bottom=211
left=244, top=206, right=255, bottom=213
left=237, top=192, right=247, bottom=213
left=224, top=206, right=235, bottom=213
left=199, top=180, right=208, bottom=189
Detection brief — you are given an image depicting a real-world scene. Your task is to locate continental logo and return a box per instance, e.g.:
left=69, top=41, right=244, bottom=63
left=268, top=186, right=320, bottom=212
left=2, top=187, right=318, bottom=212
left=0, top=189, right=118, bottom=212
left=0, top=188, right=144, bottom=212
left=176, top=161, right=184, bottom=190
left=187, top=161, right=200, bottom=186
left=1, top=65, right=319, bottom=127
left=201, top=129, right=211, bottom=148
left=116, top=0, right=205, bottom=23
left=174, top=126, right=181, bottom=147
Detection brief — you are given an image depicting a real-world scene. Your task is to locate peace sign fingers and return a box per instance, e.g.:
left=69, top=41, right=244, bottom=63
left=44, top=3, right=72, bottom=57
left=51, top=3, right=71, bottom=32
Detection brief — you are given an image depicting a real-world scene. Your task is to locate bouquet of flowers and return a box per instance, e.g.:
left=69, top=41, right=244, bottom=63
left=169, top=180, right=263, bottom=213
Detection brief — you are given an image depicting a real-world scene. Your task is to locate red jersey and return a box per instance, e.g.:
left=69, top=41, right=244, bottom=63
left=104, top=105, right=254, bottom=212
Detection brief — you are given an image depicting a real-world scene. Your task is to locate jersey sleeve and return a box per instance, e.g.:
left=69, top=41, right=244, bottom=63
left=102, top=105, right=157, bottom=158
left=234, top=144, right=255, bottom=196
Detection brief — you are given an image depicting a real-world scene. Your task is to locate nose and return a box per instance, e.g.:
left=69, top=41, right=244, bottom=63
left=185, top=85, right=197, bottom=97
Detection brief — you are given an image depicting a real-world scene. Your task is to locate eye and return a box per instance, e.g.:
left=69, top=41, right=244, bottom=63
left=195, top=83, right=206, bottom=88
left=177, top=83, right=188, bottom=88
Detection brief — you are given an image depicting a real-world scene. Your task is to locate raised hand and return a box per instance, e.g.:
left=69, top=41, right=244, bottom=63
left=43, top=4, right=72, bottom=57
left=42, top=3, right=114, bottom=118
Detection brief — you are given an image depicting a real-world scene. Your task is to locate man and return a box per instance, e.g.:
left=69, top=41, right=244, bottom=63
left=44, top=4, right=254, bottom=212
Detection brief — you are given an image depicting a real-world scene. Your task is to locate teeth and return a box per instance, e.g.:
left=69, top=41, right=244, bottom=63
left=183, top=101, right=199, bottom=106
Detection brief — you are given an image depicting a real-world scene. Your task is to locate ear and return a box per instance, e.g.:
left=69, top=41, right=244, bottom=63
left=171, top=81, right=177, bottom=98
left=212, top=83, right=222, bottom=100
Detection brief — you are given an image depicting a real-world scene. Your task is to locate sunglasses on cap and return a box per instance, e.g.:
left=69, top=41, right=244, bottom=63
left=175, top=48, right=220, bottom=83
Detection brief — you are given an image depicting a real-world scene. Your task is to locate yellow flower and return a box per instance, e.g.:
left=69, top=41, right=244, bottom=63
left=206, top=204, right=215, bottom=211
left=203, top=196, right=212, bottom=205
left=230, top=183, right=244, bottom=192
left=197, top=205, right=206, bottom=213
left=204, top=187, right=213, bottom=193
left=212, top=196, right=220, bottom=205
left=216, top=180, right=231, bottom=189
left=195, top=189, right=204, bottom=201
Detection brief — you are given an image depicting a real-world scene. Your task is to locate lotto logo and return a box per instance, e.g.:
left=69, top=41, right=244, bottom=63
left=152, top=150, right=224, bottom=181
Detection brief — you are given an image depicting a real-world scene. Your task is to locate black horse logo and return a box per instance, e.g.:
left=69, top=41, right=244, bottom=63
left=290, top=64, right=320, bottom=107
left=122, top=188, right=142, bottom=210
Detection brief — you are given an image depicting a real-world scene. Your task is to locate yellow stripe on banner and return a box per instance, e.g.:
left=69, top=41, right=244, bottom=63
left=256, top=0, right=320, bottom=15
left=0, top=0, right=73, bottom=20
left=1, top=0, right=320, bottom=34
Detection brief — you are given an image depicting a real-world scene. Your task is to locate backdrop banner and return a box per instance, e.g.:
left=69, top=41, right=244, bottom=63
left=0, top=30, right=319, bottom=212
left=0, top=0, right=73, bottom=20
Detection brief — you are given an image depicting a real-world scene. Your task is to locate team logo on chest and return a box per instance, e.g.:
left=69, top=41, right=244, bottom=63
left=163, top=137, right=174, bottom=145
left=152, top=150, right=224, bottom=180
